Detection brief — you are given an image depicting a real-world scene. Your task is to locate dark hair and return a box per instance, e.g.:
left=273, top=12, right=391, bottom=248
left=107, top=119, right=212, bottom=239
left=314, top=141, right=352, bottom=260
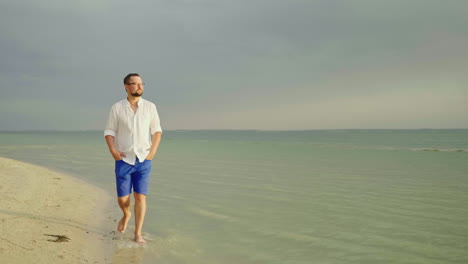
left=123, top=73, right=140, bottom=84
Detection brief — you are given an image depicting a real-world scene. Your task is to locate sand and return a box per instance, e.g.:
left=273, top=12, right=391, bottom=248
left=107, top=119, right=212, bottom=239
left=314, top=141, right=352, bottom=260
left=0, top=157, right=114, bottom=264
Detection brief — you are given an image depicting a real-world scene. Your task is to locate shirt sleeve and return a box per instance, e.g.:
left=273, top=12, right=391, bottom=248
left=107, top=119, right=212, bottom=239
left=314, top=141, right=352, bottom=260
left=150, top=104, right=163, bottom=135
left=104, top=105, right=117, bottom=137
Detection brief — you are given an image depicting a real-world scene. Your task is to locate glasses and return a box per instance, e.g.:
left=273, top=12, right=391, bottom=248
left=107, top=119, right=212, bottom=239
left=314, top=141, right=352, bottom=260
left=126, top=82, right=145, bottom=86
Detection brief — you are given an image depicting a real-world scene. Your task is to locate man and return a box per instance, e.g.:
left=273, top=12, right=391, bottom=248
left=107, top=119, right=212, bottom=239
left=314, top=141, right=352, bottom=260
left=104, top=73, right=162, bottom=245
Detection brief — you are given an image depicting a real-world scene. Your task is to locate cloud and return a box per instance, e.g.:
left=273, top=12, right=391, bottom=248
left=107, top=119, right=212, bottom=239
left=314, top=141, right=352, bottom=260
left=211, top=89, right=468, bottom=130
left=1, top=0, right=467, bottom=130
left=0, top=99, right=105, bottom=131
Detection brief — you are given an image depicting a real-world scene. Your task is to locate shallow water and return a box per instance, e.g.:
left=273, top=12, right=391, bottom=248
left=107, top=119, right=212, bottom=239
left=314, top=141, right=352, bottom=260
left=1, top=130, right=467, bottom=263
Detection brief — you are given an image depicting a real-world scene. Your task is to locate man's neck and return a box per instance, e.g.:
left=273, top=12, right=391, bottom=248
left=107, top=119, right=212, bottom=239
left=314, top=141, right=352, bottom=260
left=127, top=96, right=141, bottom=106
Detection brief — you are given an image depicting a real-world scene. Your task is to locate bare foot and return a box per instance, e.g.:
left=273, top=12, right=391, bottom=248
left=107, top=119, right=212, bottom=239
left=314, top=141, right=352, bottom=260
left=117, top=214, right=131, bottom=233
left=134, top=234, right=146, bottom=245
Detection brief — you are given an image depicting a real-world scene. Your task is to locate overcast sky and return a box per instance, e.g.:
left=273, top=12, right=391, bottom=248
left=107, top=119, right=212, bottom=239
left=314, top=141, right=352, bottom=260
left=1, top=0, right=467, bottom=131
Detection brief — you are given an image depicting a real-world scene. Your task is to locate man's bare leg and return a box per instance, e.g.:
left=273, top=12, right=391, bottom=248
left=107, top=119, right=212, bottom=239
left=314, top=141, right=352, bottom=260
left=134, top=192, right=147, bottom=245
left=117, top=194, right=132, bottom=233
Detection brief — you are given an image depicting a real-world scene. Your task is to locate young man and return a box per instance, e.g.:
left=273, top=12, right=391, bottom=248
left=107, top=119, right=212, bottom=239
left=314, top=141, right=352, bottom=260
left=104, top=73, right=162, bottom=245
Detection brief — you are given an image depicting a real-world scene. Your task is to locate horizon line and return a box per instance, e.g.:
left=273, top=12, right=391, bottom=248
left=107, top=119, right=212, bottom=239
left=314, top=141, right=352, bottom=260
left=1, top=128, right=468, bottom=133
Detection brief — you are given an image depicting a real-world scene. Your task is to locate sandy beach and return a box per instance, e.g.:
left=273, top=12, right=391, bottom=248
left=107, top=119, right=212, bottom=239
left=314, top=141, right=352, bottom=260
left=0, top=157, right=114, bottom=264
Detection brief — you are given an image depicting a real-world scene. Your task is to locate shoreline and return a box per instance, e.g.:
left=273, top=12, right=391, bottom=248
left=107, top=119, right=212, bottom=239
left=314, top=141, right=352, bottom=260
left=0, top=157, right=115, bottom=263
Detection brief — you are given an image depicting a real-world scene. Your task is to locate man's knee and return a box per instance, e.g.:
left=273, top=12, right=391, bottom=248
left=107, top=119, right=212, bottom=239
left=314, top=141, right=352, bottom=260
left=134, top=192, right=146, bottom=202
left=118, top=195, right=130, bottom=205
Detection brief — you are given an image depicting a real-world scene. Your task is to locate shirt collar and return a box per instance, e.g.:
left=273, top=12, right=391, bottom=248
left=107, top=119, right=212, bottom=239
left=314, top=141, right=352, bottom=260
left=125, top=97, right=144, bottom=107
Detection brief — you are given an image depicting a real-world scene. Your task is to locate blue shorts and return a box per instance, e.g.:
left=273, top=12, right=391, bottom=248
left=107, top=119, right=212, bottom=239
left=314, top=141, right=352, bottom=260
left=115, top=158, right=152, bottom=197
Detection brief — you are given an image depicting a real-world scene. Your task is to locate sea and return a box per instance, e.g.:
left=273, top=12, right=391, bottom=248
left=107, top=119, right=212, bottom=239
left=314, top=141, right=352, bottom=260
left=0, top=129, right=467, bottom=264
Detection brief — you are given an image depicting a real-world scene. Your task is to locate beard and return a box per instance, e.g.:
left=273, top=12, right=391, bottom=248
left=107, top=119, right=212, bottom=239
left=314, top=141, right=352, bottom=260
left=131, top=90, right=143, bottom=97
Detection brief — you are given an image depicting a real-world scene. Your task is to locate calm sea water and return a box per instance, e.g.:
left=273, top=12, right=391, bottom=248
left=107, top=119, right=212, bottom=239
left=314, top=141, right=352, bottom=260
left=0, top=130, right=467, bottom=264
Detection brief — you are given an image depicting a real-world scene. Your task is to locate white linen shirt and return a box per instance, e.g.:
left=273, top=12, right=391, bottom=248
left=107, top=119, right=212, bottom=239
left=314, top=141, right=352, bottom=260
left=104, top=98, right=162, bottom=165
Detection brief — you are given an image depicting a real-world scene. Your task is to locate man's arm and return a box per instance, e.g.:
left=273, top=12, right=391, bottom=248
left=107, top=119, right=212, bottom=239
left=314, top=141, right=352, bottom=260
left=145, top=132, right=162, bottom=160
left=105, top=135, right=126, bottom=161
